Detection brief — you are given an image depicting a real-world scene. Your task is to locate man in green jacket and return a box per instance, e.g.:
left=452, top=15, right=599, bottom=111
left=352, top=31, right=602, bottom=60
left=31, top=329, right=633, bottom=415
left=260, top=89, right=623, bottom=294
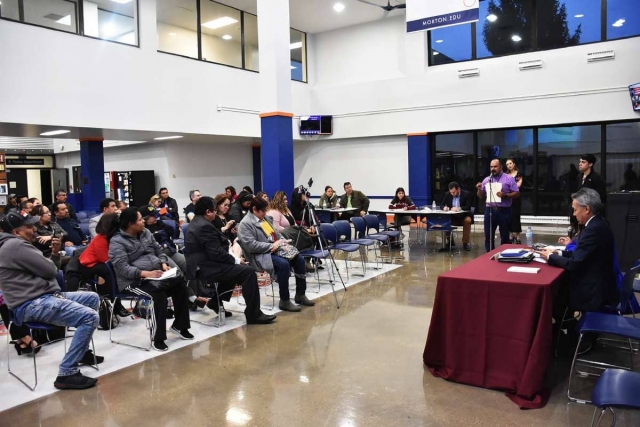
left=339, top=182, right=370, bottom=221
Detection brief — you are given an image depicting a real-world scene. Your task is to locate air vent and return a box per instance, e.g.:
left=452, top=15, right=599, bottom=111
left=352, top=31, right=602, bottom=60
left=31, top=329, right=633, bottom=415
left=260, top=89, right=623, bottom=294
left=627, top=214, right=639, bottom=222
left=518, top=59, right=543, bottom=71
left=458, top=68, right=480, bottom=78
left=44, top=13, right=65, bottom=21
left=587, top=50, right=615, bottom=62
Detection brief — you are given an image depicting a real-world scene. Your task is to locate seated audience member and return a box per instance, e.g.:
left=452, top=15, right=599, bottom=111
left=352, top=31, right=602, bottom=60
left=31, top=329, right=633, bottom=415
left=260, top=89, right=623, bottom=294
left=243, top=186, right=254, bottom=194
left=267, top=191, right=296, bottom=231
left=225, top=186, right=238, bottom=202
left=89, top=198, right=119, bottom=238
left=32, top=204, right=68, bottom=257
left=28, top=197, right=41, bottom=207
left=289, top=187, right=315, bottom=227
left=150, top=194, right=164, bottom=219
left=256, top=191, right=269, bottom=203
left=158, top=187, right=180, bottom=222
left=184, top=196, right=276, bottom=324
left=116, top=200, right=127, bottom=211
left=109, top=208, right=193, bottom=351
left=183, top=190, right=201, bottom=223
left=0, top=211, right=103, bottom=389
left=238, top=197, right=315, bottom=312
left=229, top=192, right=254, bottom=224
left=20, top=199, right=34, bottom=215
left=441, top=182, right=473, bottom=252
left=388, top=187, right=416, bottom=228
left=339, top=182, right=370, bottom=221
left=49, top=189, right=78, bottom=221
left=76, top=213, right=129, bottom=317
left=139, top=205, right=186, bottom=273
left=318, top=186, right=338, bottom=208
left=53, top=201, right=87, bottom=247
left=536, top=188, right=619, bottom=351
left=213, top=194, right=239, bottom=248
left=4, top=194, right=19, bottom=214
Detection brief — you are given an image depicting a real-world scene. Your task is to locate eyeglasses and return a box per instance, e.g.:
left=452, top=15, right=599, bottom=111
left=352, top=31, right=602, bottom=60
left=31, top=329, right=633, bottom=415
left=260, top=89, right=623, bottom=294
left=222, top=204, right=230, bottom=207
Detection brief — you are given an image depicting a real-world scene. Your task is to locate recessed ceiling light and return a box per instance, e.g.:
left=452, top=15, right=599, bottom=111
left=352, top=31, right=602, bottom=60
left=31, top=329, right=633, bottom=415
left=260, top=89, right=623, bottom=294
left=222, top=34, right=232, bottom=40
left=110, top=0, right=133, bottom=4
left=56, top=15, right=71, bottom=26
left=486, top=14, right=498, bottom=22
left=333, top=3, right=345, bottom=13
left=40, top=130, right=71, bottom=136
left=511, top=35, right=522, bottom=42
left=435, top=39, right=444, bottom=43
left=612, top=19, right=625, bottom=28
left=433, top=51, right=440, bottom=56
left=168, top=32, right=177, bottom=36
left=202, top=16, right=238, bottom=30
left=153, top=136, right=183, bottom=141
left=290, top=42, right=302, bottom=50
left=574, top=14, right=584, bottom=18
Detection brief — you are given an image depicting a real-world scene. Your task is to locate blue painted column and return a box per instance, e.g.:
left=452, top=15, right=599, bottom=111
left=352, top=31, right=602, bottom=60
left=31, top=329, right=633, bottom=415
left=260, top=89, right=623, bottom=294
left=408, top=133, right=431, bottom=207
left=79, top=138, right=105, bottom=212
left=260, top=113, right=294, bottom=197
left=252, top=144, right=262, bottom=193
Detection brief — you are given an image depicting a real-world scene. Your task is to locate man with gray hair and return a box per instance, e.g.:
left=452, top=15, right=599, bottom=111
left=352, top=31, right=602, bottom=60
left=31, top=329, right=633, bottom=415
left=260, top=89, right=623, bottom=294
left=183, top=190, right=201, bottom=223
left=536, top=188, right=618, bottom=343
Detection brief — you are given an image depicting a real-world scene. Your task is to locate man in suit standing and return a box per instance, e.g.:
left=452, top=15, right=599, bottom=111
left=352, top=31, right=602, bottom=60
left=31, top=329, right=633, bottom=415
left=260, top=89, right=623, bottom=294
left=536, top=188, right=618, bottom=352
left=441, top=182, right=473, bottom=251
left=184, top=196, right=275, bottom=325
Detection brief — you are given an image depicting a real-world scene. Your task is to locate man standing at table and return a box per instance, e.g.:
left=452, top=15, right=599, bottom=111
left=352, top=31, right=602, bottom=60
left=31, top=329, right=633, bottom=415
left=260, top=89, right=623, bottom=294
left=476, top=159, right=520, bottom=252
left=442, top=182, right=473, bottom=252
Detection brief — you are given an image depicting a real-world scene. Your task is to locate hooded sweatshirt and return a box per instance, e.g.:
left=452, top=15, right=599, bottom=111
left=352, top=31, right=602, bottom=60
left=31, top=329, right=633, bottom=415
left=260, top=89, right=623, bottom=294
left=0, top=233, right=60, bottom=309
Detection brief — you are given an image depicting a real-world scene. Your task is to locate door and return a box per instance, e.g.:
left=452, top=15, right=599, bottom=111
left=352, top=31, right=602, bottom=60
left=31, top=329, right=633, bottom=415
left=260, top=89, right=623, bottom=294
left=51, top=169, right=69, bottom=196
left=5, top=168, right=28, bottom=197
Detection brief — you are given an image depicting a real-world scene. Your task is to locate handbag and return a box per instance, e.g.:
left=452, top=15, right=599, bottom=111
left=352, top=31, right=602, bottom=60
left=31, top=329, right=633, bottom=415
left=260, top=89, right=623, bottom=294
left=280, top=225, right=315, bottom=252
left=276, top=243, right=299, bottom=260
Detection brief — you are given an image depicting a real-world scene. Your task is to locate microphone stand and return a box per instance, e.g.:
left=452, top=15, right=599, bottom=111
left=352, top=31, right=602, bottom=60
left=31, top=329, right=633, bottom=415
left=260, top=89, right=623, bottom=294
left=488, top=174, right=495, bottom=250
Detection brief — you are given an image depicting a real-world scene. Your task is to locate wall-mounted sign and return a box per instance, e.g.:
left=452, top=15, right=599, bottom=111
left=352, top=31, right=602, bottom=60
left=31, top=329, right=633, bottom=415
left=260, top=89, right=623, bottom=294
left=406, top=0, right=479, bottom=33
left=6, top=158, right=45, bottom=166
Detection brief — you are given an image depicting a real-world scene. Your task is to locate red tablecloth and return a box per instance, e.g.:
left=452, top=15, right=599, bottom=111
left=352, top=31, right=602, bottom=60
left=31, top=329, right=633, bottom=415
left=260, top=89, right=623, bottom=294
left=423, top=245, right=565, bottom=409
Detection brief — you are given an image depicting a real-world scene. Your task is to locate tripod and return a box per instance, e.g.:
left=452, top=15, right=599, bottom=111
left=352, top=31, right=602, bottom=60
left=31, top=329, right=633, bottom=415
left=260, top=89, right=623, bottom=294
left=297, top=187, right=347, bottom=308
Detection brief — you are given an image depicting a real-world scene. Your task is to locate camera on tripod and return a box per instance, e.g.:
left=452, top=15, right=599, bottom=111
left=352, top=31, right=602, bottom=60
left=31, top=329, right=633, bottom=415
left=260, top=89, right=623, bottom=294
left=296, top=177, right=314, bottom=198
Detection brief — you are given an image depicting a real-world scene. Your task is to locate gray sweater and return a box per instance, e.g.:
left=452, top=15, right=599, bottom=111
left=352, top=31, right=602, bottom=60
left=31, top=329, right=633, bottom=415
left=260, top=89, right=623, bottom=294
left=108, top=229, right=168, bottom=291
left=0, top=233, right=60, bottom=309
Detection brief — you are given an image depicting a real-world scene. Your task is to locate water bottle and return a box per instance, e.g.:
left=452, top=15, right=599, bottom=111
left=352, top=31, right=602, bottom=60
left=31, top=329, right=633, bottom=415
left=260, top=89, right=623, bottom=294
left=432, top=201, right=437, bottom=211
left=526, top=226, right=533, bottom=247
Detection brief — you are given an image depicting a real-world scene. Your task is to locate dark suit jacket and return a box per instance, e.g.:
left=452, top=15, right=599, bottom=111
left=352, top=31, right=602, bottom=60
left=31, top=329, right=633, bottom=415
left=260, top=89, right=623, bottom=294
left=183, top=215, right=235, bottom=281
left=339, top=190, right=370, bottom=212
left=159, top=197, right=180, bottom=221
left=578, top=171, right=607, bottom=204
left=441, top=189, right=473, bottom=212
left=548, top=215, right=618, bottom=311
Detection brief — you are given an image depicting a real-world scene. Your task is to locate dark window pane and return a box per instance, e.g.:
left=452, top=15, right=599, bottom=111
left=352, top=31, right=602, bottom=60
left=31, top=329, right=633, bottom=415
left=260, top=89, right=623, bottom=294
left=478, top=0, right=534, bottom=59
left=607, top=0, right=640, bottom=40
left=606, top=122, right=640, bottom=192
left=477, top=129, right=534, bottom=214
left=245, top=13, right=259, bottom=72
left=157, top=0, right=198, bottom=58
left=537, top=0, right=601, bottom=50
left=434, top=133, right=475, bottom=205
left=201, top=1, right=242, bottom=68
left=1, top=0, right=79, bottom=34
left=537, top=125, right=600, bottom=216
left=84, top=0, right=137, bottom=45
left=430, top=24, right=472, bottom=64
left=290, top=29, right=307, bottom=82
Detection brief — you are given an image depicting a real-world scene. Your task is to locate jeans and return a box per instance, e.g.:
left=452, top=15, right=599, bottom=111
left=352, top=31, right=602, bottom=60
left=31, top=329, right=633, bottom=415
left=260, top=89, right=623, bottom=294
left=271, top=254, right=307, bottom=301
left=484, top=207, right=512, bottom=252
left=15, top=292, right=99, bottom=376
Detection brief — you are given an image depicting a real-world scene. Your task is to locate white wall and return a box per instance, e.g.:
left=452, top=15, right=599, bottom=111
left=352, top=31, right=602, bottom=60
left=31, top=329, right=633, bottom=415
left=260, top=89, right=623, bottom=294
left=293, top=136, right=407, bottom=211
left=308, top=15, right=640, bottom=138
left=54, top=141, right=254, bottom=211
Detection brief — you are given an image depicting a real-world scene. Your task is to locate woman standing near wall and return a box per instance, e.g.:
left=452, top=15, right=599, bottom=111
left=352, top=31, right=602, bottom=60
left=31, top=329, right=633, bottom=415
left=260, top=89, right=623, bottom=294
left=506, top=159, right=523, bottom=244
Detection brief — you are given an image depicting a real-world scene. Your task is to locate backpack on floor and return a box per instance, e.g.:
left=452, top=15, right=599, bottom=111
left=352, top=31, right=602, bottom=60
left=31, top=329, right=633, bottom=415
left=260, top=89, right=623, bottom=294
left=98, top=297, right=119, bottom=330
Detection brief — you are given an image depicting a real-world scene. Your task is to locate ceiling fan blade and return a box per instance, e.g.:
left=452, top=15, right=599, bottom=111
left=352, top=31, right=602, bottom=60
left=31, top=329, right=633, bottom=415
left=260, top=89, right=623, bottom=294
left=355, top=0, right=385, bottom=8
left=382, top=9, right=390, bottom=18
left=394, top=4, right=407, bottom=9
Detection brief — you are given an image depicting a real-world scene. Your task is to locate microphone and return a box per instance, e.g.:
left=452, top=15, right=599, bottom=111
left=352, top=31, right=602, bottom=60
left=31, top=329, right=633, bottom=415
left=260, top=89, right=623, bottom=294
left=308, top=177, right=314, bottom=188
left=567, top=226, right=574, bottom=239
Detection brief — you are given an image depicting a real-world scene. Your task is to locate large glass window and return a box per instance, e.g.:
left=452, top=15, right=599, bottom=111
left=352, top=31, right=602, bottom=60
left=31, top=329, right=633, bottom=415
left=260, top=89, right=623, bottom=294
left=606, top=122, right=640, bottom=192
left=290, top=29, right=307, bottom=82
left=478, top=0, right=534, bottom=59
left=537, top=0, right=601, bottom=50
left=200, top=0, right=242, bottom=68
left=244, top=13, right=259, bottom=72
left=83, top=0, right=137, bottom=45
left=607, top=0, right=640, bottom=40
left=430, top=24, right=472, bottom=65
left=1, top=0, right=79, bottom=34
left=477, top=129, right=534, bottom=214
left=434, top=133, right=475, bottom=205
left=156, top=0, right=198, bottom=58
left=537, top=125, right=601, bottom=215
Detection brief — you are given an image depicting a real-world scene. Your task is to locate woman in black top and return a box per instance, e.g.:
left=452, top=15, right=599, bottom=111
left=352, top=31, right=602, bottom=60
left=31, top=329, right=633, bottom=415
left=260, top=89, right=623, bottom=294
left=506, top=159, right=523, bottom=243
left=213, top=194, right=242, bottom=259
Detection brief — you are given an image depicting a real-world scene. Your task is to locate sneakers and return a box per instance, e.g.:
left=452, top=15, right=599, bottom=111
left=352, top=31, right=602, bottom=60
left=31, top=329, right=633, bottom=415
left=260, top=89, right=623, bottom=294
left=279, top=300, right=302, bottom=312
left=152, top=341, right=169, bottom=352
left=54, top=372, right=98, bottom=390
left=79, top=350, right=104, bottom=366
left=170, top=326, right=194, bottom=340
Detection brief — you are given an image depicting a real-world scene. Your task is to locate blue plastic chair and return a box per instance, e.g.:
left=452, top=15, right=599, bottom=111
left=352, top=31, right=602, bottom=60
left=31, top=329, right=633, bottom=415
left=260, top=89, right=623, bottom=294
left=424, top=213, right=459, bottom=255
left=333, top=220, right=379, bottom=272
left=79, top=222, right=91, bottom=240
left=75, top=212, right=88, bottom=221
left=320, top=223, right=361, bottom=280
left=591, top=369, right=640, bottom=426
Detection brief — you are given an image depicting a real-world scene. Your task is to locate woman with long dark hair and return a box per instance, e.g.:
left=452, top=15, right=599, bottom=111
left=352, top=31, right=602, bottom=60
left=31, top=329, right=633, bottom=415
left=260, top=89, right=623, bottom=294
left=506, top=159, right=523, bottom=243
left=225, top=186, right=238, bottom=202
left=266, top=191, right=295, bottom=231
left=389, top=187, right=416, bottom=227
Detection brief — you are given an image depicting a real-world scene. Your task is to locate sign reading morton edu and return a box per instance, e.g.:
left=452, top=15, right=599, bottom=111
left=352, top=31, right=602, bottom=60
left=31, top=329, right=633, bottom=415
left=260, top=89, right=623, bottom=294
left=406, top=0, right=479, bottom=33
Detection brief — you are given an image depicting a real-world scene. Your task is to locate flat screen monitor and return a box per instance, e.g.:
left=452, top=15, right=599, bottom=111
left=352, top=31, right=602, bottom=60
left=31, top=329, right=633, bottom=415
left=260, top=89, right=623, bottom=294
left=300, top=115, right=333, bottom=135
left=630, top=83, right=640, bottom=112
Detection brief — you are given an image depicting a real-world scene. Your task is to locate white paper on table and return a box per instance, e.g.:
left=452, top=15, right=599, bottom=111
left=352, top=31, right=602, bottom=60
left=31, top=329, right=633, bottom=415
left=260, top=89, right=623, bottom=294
left=486, top=183, right=502, bottom=204
left=507, top=266, right=540, bottom=274
left=532, top=257, right=547, bottom=264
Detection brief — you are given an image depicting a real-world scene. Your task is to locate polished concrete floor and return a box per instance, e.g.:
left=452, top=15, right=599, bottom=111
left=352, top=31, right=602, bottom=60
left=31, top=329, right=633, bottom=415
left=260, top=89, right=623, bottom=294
left=2, top=232, right=639, bottom=427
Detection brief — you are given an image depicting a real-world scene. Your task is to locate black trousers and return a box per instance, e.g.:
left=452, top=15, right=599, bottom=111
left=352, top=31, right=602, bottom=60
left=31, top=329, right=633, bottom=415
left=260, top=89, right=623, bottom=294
left=127, top=276, right=191, bottom=342
left=205, top=264, right=262, bottom=320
